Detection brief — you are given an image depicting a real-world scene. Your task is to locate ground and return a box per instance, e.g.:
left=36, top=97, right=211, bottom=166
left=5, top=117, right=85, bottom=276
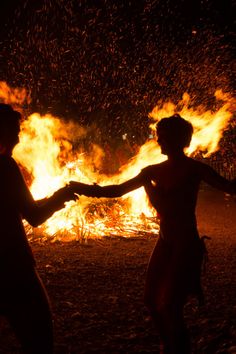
left=0, top=188, right=235, bottom=354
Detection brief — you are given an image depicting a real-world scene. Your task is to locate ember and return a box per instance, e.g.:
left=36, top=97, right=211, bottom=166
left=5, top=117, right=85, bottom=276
left=0, top=82, right=234, bottom=240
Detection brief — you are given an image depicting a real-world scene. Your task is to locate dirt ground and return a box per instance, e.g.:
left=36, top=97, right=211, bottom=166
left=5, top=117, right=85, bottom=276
left=0, top=188, right=235, bottom=354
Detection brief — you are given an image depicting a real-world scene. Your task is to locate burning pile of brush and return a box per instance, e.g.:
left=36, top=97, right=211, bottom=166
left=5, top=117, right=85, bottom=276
left=0, top=81, right=234, bottom=241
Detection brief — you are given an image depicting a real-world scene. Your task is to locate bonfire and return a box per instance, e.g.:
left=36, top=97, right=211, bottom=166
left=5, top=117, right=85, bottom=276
left=0, top=81, right=234, bottom=241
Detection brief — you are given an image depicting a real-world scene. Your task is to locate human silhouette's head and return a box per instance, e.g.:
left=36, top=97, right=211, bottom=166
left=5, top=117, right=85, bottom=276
left=0, top=103, right=22, bottom=155
left=156, top=114, right=193, bottom=156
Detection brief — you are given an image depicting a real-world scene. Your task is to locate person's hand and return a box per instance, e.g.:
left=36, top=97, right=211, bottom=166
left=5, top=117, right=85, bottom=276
left=68, top=181, right=102, bottom=197
left=69, top=181, right=88, bottom=194
left=52, top=185, right=78, bottom=206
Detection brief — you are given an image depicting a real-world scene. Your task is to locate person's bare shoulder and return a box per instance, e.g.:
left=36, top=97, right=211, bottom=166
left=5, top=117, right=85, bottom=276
left=189, top=157, right=208, bottom=170
left=142, top=162, right=163, bottom=173
left=185, top=156, right=202, bottom=169
left=186, top=157, right=215, bottom=180
left=141, top=162, right=166, bottom=179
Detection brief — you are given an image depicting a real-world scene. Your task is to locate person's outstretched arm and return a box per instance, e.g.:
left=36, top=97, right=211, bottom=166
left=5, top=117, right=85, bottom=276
left=4, top=157, right=76, bottom=227
left=199, top=161, right=236, bottom=194
left=23, top=186, right=77, bottom=227
left=70, top=172, right=145, bottom=198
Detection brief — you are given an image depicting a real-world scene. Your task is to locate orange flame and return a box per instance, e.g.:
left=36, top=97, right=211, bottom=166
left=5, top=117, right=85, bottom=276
left=0, top=81, right=31, bottom=108
left=1, top=82, right=234, bottom=240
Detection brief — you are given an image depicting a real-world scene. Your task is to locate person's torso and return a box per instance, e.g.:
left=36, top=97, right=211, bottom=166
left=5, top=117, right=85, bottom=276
left=142, top=157, right=201, bottom=242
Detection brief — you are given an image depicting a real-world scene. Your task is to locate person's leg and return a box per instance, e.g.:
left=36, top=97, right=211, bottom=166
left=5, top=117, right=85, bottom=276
left=145, top=239, right=191, bottom=354
left=160, top=300, right=191, bottom=354
left=146, top=296, right=190, bottom=354
left=144, top=238, right=171, bottom=351
left=7, top=269, right=53, bottom=354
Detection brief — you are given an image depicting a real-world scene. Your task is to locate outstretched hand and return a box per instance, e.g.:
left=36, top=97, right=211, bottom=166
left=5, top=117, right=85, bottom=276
left=68, top=181, right=87, bottom=193
left=52, top=185, right=78, bottom=207
left=69, top=181, right=103, bottom=197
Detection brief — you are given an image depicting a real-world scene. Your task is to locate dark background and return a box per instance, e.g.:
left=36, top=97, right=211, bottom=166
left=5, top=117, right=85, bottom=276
left=0, top=0, right=235, bottom=144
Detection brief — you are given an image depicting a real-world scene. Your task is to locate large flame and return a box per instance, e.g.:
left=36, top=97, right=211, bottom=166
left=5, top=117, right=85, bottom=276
left=0, top=82, right=234, bottom=240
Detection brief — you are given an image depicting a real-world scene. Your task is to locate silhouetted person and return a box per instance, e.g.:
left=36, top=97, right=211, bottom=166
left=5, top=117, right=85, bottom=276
left=0, top=104, right=76, bottom=354
left=69, top=114, right=236, bottom=354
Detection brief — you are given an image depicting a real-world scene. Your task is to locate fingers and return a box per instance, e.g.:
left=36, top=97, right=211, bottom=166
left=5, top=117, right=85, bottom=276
left=68, top=181, right=85, bottom=193
left=68, top=181, right=78, bottom=186
left=64, top=186, right=79, bottom=201
left=68, top=181, right=84, bottom=187
left=54, top=186, right=78, bottom=203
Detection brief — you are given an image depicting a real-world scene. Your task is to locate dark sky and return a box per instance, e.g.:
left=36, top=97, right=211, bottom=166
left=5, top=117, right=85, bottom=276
left=0, top=0, right=233, bottom=35
left=0, top=0, right=235, bottom=143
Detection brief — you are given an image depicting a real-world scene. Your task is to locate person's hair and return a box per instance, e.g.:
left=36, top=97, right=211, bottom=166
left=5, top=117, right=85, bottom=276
left=0, top=103, right=22, bottom=140
left=156, top=113, right=193, bottom=149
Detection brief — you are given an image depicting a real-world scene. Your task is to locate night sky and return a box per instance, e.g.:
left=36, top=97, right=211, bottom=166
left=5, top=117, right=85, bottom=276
left=0, top=0, right=234, bottom=143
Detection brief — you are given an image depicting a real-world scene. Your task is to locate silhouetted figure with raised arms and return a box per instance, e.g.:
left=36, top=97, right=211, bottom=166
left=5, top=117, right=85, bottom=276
left=70, top=114, right=236, bottom=354
left=0, top=104, right=76, bottom=354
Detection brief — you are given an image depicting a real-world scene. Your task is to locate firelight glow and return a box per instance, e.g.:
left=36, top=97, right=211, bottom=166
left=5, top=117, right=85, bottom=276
left=0, top=82, right=234, bottom=240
